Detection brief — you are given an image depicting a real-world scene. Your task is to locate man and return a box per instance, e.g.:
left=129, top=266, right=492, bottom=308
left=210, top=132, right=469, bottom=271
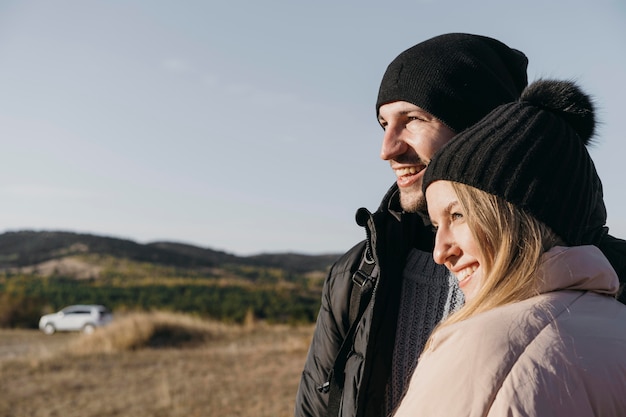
left=294, top=33, right=626, bottom=417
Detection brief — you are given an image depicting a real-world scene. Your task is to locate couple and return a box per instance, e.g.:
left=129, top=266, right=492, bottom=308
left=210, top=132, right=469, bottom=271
left=296, top=34, right=626, bottom=417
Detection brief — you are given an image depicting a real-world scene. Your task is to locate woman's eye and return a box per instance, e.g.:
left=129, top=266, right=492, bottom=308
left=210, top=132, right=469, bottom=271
left=451, top=212, right=463, bottom=221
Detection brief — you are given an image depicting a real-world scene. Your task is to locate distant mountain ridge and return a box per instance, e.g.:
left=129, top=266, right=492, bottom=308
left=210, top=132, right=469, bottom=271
left=0, top=230, right=341, bottom=273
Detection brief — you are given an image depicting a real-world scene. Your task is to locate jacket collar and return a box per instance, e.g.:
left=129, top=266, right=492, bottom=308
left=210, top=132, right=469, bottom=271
left=379, top=182, right=402, bottom=222
left=537, top=246, right=619, bottom=296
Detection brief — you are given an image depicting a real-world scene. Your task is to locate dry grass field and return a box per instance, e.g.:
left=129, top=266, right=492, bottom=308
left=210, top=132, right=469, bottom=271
left=0, top=312, right=314, bottom=417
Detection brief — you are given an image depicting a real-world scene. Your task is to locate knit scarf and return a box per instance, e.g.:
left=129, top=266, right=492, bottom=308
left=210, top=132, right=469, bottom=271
left=385, top=248, right=464, bottom=415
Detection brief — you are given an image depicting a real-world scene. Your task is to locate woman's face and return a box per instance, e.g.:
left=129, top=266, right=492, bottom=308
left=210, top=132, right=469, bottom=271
left=426, top=181, right=485, bottom=302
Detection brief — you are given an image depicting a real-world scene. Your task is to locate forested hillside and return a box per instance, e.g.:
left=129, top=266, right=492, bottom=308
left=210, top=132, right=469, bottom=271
left=0, top=230, right=341, bottom=328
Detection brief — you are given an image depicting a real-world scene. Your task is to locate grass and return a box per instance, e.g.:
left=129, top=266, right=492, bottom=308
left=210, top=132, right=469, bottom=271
left=0, top=312, right=314, bottom=417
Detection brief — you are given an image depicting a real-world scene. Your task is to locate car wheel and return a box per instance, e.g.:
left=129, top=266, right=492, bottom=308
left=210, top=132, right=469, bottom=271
left=82, top=323, right=96, bottom=334
left=43, top=323, right=56, bottom=335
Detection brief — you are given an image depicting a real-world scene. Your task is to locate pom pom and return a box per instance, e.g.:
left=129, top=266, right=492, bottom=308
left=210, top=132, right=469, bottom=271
left=521, top=79, right=596, bottom=145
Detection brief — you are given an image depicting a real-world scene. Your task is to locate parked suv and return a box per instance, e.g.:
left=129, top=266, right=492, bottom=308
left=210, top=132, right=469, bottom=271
left=39, top=305, right=113, bottom=335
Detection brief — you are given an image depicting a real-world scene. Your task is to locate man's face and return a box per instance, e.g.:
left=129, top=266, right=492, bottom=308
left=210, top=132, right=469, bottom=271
left=378, top=101, right=456, bottom=212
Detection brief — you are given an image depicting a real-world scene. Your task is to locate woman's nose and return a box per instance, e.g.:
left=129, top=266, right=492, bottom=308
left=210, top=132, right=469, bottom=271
left=433, top=229, right=459, bottom=265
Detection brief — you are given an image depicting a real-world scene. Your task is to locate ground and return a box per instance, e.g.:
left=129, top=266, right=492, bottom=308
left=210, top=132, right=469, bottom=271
left=0, top=323, right=313, bottom=417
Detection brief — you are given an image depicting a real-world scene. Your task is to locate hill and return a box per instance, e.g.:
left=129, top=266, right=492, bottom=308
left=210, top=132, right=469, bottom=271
left=0, top=230, right=343, bottom=326
left=0, top=230, right=341, bottom=273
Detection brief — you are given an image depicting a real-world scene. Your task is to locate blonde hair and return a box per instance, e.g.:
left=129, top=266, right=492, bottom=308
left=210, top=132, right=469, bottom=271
left=438, top=182, right=563, bottom=328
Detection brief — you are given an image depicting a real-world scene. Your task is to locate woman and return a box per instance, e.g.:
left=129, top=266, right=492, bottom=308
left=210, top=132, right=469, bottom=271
left=392, top=79, right=626, bottom=416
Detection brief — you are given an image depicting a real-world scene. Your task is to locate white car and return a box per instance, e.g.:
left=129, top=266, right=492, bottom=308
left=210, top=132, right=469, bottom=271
left=39, top=304, right=113, bottom=335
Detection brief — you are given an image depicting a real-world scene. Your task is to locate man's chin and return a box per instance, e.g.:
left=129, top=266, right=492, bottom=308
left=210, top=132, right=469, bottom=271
left=399, top=189, right=427, bottom=213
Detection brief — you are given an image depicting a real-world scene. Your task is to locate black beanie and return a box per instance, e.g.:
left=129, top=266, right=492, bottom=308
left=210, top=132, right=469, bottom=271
left=422, top=79, right=606, bottom=246
left=376, top=33, right=528, bottom=132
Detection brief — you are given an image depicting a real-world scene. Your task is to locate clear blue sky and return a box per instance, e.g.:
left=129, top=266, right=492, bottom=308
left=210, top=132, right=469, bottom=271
left=1, top=0, right=624, bottom=255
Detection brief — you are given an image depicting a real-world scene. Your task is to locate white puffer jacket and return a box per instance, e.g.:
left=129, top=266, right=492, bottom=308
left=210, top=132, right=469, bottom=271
left=393, top=245, right=626, bottom=417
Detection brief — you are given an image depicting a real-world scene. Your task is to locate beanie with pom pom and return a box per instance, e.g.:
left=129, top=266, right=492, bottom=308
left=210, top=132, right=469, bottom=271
left=422, top=79, right=605, bottom=246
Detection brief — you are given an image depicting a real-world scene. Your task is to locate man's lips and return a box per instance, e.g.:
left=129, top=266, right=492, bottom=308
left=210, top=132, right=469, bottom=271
left=393, top=165, right=426, bottom=187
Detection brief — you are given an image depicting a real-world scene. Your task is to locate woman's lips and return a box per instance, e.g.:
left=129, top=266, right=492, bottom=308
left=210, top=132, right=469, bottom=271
left=453, top=264, right=478, bottom=288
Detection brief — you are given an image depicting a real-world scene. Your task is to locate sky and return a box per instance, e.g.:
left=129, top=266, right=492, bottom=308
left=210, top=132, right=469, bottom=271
left=0, top=0, right=625, bottom=256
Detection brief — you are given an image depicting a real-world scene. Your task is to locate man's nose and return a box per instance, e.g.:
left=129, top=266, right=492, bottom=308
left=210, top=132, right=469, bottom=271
left=380, top=126, right=408, bottom=160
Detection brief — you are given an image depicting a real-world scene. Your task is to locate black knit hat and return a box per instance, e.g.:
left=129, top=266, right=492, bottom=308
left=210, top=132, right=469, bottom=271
left=423, top=79, right=606, bottom=246
left=376, top=33, right=529, bottom=132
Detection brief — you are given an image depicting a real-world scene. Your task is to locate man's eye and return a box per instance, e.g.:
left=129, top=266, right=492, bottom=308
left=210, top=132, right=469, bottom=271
left=407, top=114, right=427, bottom=122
